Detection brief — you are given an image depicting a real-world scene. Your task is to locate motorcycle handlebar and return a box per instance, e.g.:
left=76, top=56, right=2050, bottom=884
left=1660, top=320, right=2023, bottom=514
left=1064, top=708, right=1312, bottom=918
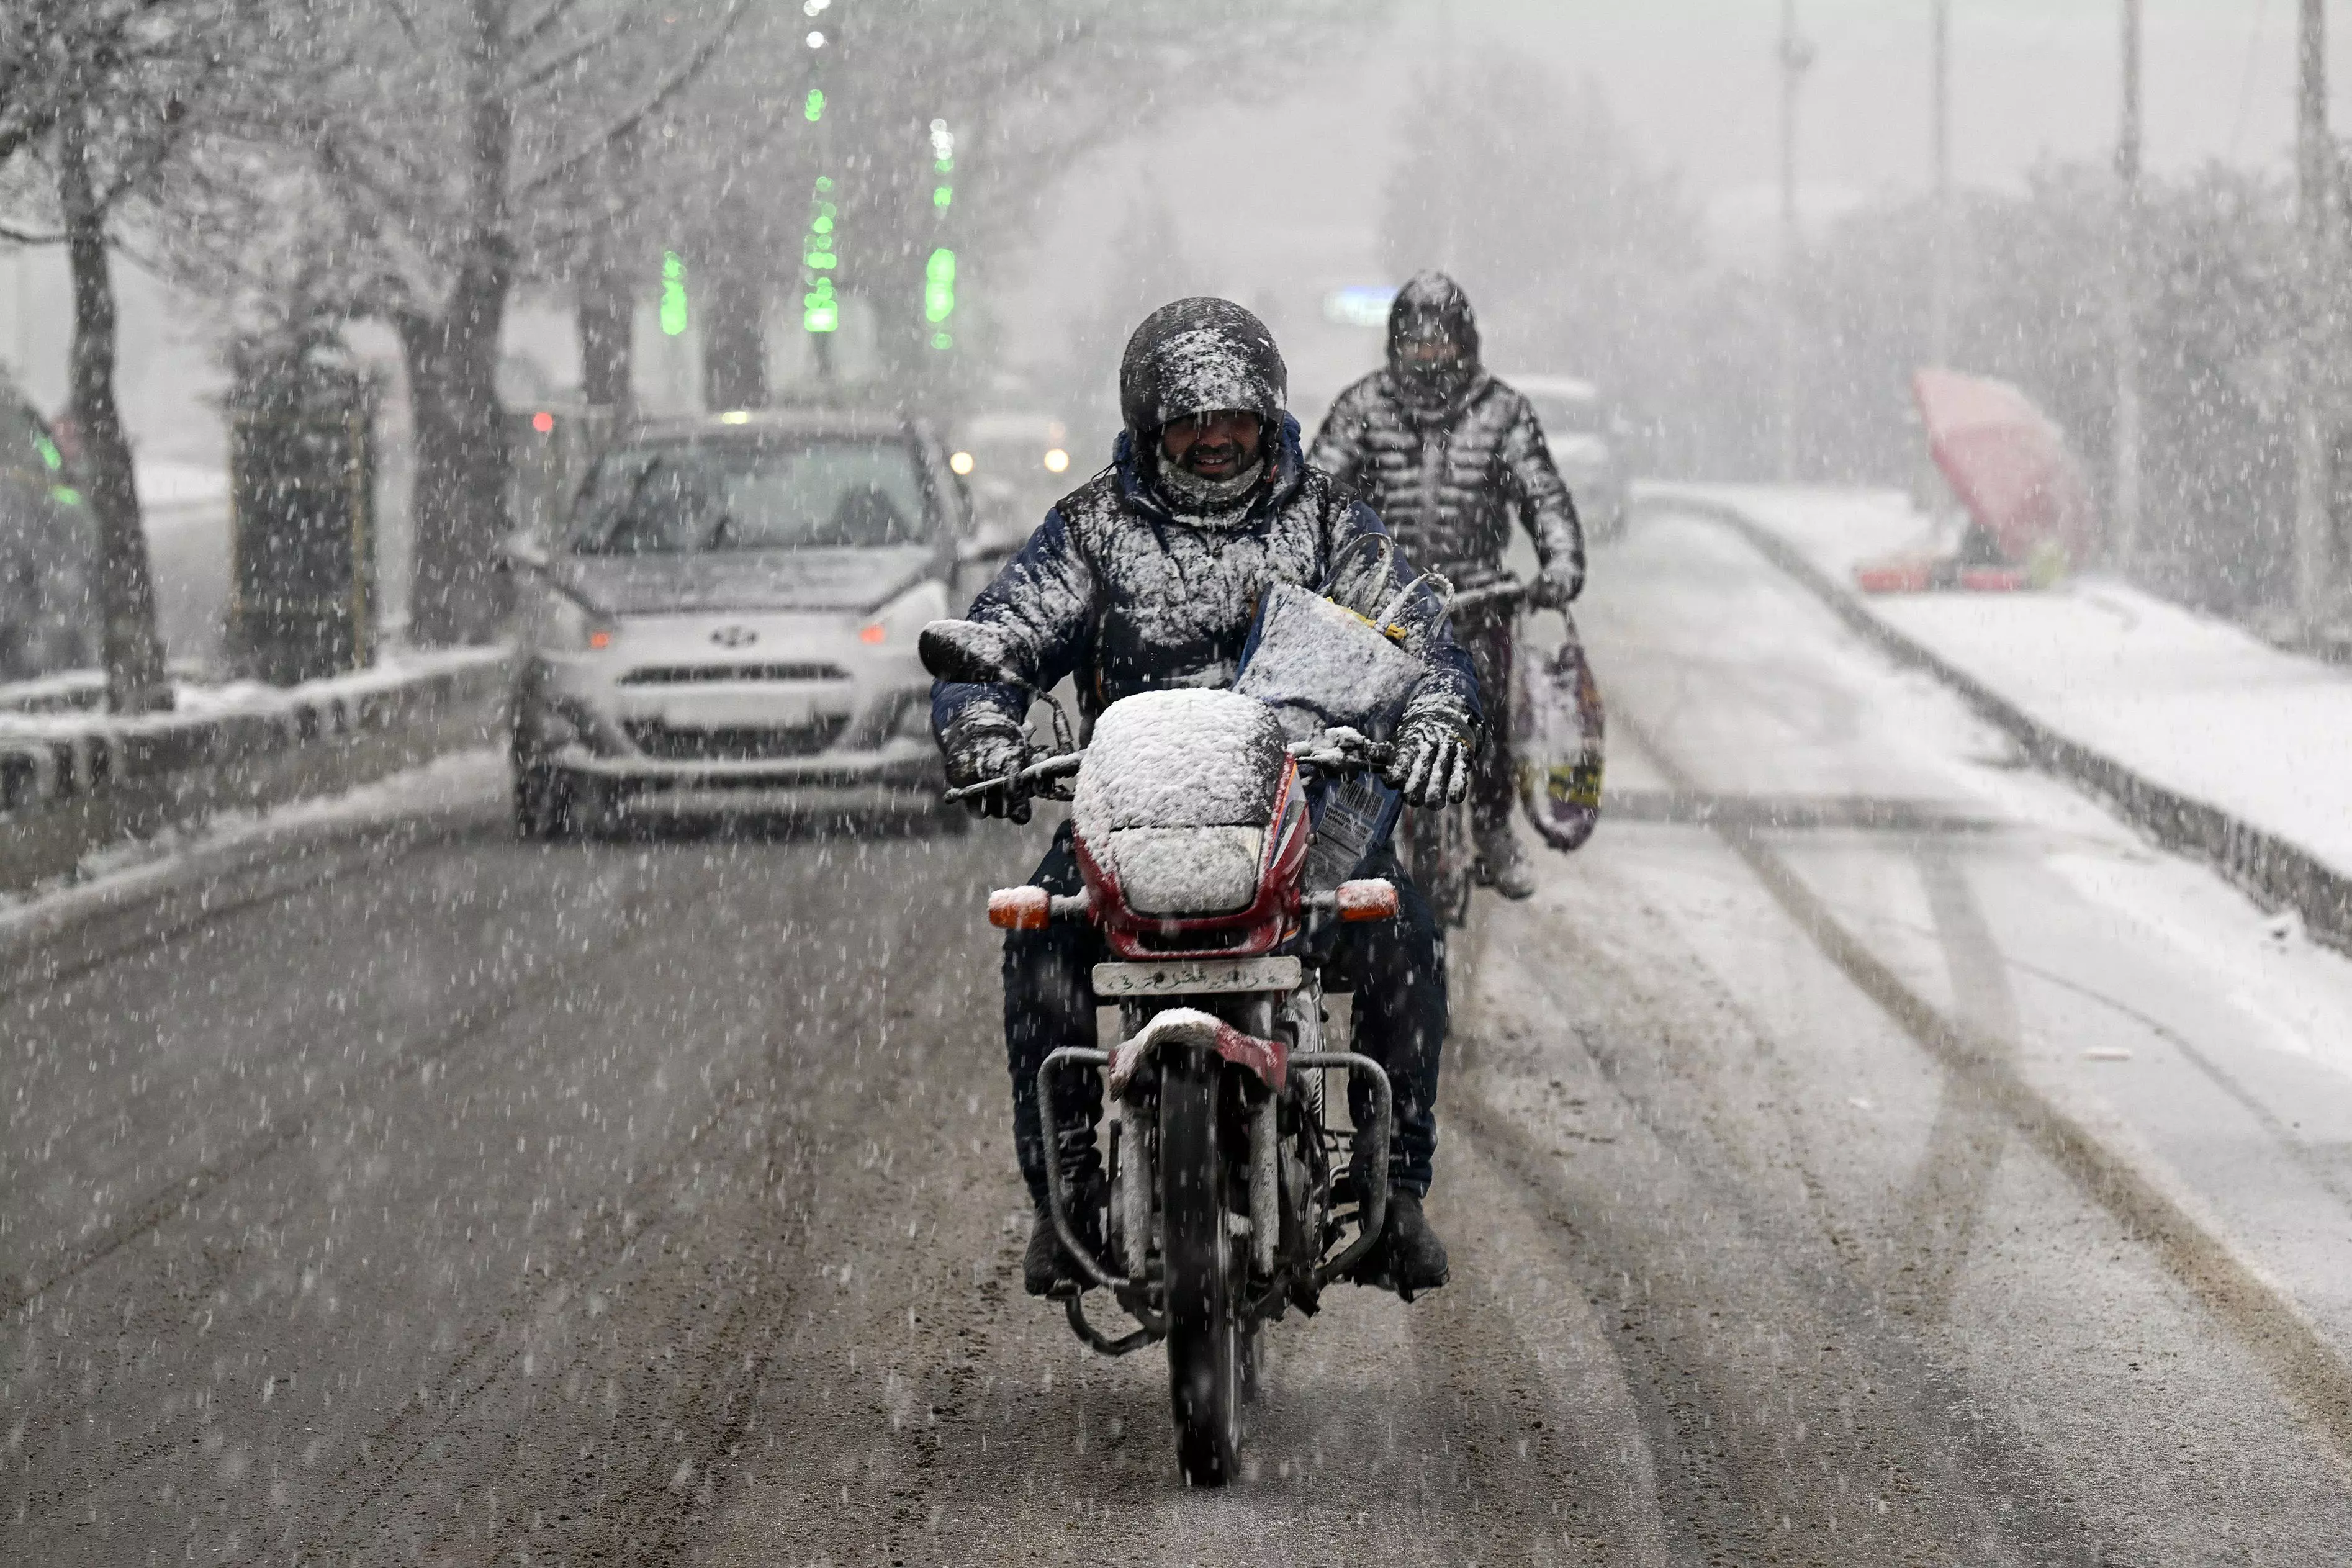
left=942, top=750, right=1083, bottom=805
left=1446, top=577, right=1531, bottom=611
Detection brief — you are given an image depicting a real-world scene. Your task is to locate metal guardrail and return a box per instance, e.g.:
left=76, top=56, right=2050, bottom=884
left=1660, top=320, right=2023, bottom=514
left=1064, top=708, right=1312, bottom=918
left=0, top=649, right=508, bottom=893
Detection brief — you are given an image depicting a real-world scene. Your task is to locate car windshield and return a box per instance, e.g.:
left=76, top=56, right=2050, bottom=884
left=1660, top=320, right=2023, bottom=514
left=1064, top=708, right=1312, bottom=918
left=570, top=438, right=929, bottom=554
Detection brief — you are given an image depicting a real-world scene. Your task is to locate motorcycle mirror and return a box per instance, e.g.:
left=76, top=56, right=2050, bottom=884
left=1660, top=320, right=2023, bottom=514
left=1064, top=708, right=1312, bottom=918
left=919, top=619, right=1021, bottom=687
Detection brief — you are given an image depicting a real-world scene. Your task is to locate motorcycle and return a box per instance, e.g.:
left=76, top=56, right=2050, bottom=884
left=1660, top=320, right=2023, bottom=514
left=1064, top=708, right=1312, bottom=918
left=921, top=618, right=1413, bottom=1488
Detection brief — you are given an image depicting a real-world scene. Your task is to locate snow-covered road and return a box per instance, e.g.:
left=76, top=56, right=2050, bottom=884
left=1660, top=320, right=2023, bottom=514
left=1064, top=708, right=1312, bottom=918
left=6, top=498, right=2351, bottom=1563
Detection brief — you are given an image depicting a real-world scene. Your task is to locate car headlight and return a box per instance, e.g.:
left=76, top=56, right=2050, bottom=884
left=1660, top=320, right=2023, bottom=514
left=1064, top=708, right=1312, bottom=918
left=533, top=587, right=613, bottom=653
left=857, top=577, right=950, bottom=648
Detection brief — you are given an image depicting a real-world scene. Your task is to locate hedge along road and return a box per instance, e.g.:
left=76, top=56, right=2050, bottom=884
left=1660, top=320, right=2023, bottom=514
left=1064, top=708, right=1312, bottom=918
left=6, top=508, right=2352, bottom=1564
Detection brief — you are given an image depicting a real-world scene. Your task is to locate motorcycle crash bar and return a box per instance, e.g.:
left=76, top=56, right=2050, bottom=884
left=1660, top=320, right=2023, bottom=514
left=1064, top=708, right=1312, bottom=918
left=1316, top=878, right=1399, bottom=922
left=987, top=886, right=1092, bottom=930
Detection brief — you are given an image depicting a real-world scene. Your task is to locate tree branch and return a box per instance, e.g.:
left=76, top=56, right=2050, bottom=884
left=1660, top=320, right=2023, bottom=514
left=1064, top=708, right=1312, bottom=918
left=504, top=12, right=640, bottom=98
left=508, top=0, right=742, bottom=204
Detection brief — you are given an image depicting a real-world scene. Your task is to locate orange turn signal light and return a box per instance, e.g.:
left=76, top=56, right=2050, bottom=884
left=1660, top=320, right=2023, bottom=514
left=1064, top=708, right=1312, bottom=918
left=1334, top=878, right=1399, bottom=922
left=859, top=623, right=886, bottom=644
left=587, top=628, right=613, bottom=650
left=988, top=886, right=1051, bottom=930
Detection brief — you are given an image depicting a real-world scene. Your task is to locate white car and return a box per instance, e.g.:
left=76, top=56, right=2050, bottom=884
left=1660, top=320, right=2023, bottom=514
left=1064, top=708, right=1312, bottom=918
left=505, top=410, right=965, bottom=836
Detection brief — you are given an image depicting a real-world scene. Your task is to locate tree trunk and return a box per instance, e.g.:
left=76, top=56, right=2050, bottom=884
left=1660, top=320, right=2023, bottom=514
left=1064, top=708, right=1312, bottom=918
left=58, top=114, right=171, bottom=713
left=577, top=245, right=634, bottom=413
left=700, top=261, right=767, bottom=413
left=407, top=0, right=518, bottom=647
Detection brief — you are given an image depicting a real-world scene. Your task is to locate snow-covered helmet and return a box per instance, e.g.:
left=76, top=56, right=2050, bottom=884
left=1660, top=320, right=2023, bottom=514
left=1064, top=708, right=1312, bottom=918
left=1387, top=271, right=1480, bottom=405
left=1118, top=297, right=1288, bottom=439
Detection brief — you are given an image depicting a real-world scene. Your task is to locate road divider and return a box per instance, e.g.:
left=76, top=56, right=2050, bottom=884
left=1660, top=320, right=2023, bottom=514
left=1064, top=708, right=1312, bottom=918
left=0, top=649, right=508, bottom=894
left=1640, top=485, right=2352, bottom=957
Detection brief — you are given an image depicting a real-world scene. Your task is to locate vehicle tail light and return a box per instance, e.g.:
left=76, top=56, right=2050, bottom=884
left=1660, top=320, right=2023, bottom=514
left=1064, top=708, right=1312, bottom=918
left=1335, top=878, right=1398, bottom=922
left=988, top=886, right=1050, bottom=930
left=587, top=628, right=613, bottom=650
left=859, top=623, right=887, bottom=644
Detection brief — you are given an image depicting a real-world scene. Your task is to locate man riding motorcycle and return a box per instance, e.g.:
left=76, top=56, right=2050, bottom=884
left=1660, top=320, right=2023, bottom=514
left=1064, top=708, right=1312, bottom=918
left=930, top=297, right=1482, bottom=1299
left=1309, top=271, right=1586, bottom=900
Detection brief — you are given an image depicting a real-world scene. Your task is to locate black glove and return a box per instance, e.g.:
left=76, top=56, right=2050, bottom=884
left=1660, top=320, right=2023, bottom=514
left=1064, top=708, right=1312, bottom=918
left=1384, top=711, right=1474, bottom=808
left=945, top=722, right=1037, bottom=822
left=1531, top=562, right=1580, bottom=610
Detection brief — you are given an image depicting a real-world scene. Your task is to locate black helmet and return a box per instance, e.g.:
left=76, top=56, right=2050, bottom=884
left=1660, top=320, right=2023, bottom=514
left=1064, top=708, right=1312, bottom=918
left=1119, top=296, right=1287, bottom=439
left=1386, top=271, right=1480, bottom=402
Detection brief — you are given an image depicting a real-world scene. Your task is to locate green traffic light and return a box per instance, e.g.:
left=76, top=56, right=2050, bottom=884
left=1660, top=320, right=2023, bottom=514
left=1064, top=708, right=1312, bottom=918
left=660, top=251, right=688, bottom=336
left=804, top=88, right=824, bottom=122
left=924, top=248, right=956, bottom=325
left=934, top=186, right=952, bottom=210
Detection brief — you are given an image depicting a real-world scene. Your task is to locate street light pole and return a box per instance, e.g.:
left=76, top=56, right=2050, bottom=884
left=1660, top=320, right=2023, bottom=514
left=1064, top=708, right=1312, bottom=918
left=2294, top=0, right=2335, bottom=629
left=1777, top=0, right=1814, bottom=484
left=2112, top=0, right=2144, bottom=571
left=1926, top=0, right=1953, bottom=371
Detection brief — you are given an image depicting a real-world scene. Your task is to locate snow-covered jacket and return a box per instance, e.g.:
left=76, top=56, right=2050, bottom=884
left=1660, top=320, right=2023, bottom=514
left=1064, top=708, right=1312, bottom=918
left=930, top=417, right=1482, bottom=752
left=1309, top=370, right=1586, bottom=595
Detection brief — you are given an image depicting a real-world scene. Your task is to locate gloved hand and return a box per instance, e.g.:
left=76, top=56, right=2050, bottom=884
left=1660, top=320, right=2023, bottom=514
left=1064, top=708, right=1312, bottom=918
left=945, top=722, right=1038, bottom=822
left=1531, top=562, right=1581, bottom=610
left=1384, top=710, right=1474, bottom=808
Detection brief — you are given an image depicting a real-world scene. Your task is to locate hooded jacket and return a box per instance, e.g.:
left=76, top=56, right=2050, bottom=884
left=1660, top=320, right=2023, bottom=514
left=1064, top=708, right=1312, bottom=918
left=931, top=300, right=1480, bottom=754
left=1308, top=274, right=1585, bottom=595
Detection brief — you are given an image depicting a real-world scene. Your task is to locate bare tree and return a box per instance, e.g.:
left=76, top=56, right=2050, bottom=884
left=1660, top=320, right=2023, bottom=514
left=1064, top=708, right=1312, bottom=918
left=0, top=0, right=263, bottom=711
left=227, top=0, right=744, bottom=647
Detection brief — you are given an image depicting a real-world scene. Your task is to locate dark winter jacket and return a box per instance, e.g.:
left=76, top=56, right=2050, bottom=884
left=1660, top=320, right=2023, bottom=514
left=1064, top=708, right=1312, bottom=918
left=930, top=417, right=1483, bottom=752
left=1309, top=370, right=1586, bottom=596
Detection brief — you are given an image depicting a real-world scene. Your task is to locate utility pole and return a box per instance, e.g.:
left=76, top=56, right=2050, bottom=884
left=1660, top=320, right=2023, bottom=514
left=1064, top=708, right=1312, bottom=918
left=1777, top=0, right=1814, bottom=483
left=2294, top=0, right=2334, bottom=628
left=2112, top=0, right=2144, bottom=570
left=1926, top=0, right=1953, bottom=370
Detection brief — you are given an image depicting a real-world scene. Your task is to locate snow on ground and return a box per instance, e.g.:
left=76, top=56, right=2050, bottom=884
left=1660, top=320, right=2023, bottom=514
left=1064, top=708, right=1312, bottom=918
left=1655, top=481, right=2352, bottom=887
left=1609, top=497, right=2352, bottom=1096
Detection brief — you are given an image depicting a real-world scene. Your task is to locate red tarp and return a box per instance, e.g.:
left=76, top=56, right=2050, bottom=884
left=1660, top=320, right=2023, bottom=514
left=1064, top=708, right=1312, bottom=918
left=1913, top=367, right=2094, bottom=569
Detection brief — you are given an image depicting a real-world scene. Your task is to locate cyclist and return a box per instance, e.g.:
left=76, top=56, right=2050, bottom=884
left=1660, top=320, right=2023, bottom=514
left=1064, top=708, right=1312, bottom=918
left=1309, top=271, right=1585, bottom=899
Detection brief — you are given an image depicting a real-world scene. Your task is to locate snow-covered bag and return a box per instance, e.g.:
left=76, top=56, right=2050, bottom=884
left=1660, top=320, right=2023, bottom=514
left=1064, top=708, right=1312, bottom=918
left=1231, top=579, right=1425, bottom=745
left=1515, top=611, right=1605, bottom=851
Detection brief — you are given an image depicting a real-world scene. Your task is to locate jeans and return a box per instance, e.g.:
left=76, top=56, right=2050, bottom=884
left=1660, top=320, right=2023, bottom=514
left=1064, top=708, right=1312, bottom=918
left=1003, top=821, right=1449, bottom=1209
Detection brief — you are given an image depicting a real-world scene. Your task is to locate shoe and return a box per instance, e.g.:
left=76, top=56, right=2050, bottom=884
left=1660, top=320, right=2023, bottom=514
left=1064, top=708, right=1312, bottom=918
left=1476, top=828, right=1538, bottom=901
left=1381, top=1191, right=1451, bottom=1294
left=1022, top=1178, right=1106, bottom=1297
left=1345, top=1186, right=1451, bottom=1298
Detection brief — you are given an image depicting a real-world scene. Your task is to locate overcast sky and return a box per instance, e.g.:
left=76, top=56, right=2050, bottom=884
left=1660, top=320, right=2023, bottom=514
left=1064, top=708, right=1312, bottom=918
left=1007, top=1, right=2346, bottom=405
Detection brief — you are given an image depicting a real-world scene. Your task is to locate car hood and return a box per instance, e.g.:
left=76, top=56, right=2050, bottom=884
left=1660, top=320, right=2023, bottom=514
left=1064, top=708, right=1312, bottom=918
left=554, top=546, right=937, bottom=616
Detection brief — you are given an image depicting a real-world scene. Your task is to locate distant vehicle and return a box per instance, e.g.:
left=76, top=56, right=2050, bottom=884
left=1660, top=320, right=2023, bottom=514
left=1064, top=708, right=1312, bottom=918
left=948, top=412, right=1078, bottom=565
left=504, top=408, right=966, bottom=837
left=1503, top=374, right=1629, bottom=543
left=0, top=379, right=97, bottom=680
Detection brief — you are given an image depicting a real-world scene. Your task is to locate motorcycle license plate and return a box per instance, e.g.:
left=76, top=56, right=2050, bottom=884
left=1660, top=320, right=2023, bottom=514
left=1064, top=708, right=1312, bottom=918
left=1091, top=956, right=1302, bottom=997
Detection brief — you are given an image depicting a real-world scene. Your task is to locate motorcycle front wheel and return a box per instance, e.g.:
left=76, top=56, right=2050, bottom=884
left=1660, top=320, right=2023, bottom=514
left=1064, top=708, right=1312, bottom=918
left=1160, top=1050, right=1244, bottom=1486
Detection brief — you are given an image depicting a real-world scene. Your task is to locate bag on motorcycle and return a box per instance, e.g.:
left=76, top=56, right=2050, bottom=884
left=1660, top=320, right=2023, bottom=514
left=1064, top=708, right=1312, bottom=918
left=1232, top=579, right=1425, bottom=744
left=1514, top=610, right=1605, bottom=852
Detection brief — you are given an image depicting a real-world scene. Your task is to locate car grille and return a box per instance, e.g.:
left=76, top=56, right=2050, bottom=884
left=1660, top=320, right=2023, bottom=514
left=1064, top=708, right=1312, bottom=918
left=621, top=716, right=849, bottom=760
left=616, top=664, right=849, bottom=685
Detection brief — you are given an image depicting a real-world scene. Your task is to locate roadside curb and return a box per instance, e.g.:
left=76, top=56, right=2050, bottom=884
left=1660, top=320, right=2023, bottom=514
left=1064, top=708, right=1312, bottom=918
left=0, top=651, right=509, bottom=893
left=1641, top=490, right=2352, bottom=955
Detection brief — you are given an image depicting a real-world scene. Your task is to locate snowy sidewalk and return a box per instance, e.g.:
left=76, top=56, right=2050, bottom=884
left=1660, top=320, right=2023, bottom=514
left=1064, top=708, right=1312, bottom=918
left=1640, top=481, right=2352, bottom=944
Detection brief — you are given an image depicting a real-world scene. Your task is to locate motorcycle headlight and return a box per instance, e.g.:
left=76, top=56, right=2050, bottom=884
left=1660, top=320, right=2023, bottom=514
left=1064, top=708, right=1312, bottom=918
left=856, top=577, right=950, bottom=649
left=534, top=587, right=612, bottom=653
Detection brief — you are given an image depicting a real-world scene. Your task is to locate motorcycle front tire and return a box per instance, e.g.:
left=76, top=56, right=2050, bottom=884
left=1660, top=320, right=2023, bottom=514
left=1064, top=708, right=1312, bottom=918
left=1160, top=1050, right=1244, bottom=1487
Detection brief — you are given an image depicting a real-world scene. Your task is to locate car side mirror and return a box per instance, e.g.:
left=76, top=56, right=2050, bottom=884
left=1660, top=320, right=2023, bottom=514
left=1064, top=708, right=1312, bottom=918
left=919, top=618, right=1020, bottom=686
left=500, top=531, right=550, bottom=574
